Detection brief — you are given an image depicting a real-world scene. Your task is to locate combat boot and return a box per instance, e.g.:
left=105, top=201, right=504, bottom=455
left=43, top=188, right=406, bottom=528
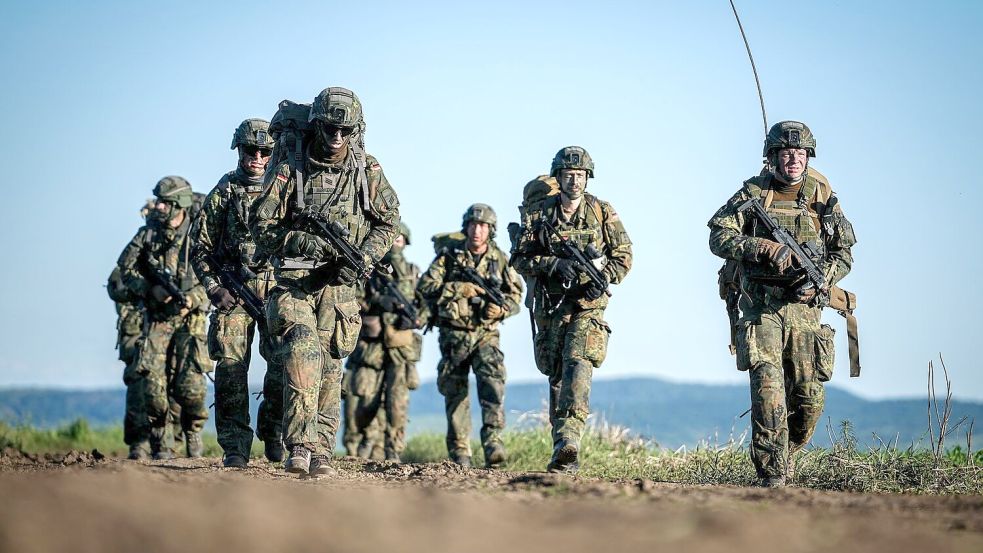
left=450, top=451, right=472, bottom=467
left=285, top=445, right=311, bottom=475
left=185, top=431, right=204, bottom=458
left=309, top=454, right=336, bottom=477
left=127, top=443, right=150, bottom=461
left=760, top=475, right=786, bottom=488
left=223, top=453, right=248, bottom=468
left=264, top=439, right=284, bottom=463
left=149, top=427, right=174, bottom=461
left=356, top=439, right=375, bottom=460
left=384, top=447, right=401, bottom=463
left=484, top=443, right=507, bottom=469
left=547, top=439, right=579, bottom=474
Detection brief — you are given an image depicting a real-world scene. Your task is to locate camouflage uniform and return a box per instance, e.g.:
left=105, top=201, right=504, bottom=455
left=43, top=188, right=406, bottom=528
left=117, top=177, right=211, bottom=459
left=510, top=147, right=633, bottom=472
left=344, top=226, right=425, bottom=461
left=191, top=119, right=284, bottom=465
left=708, top=121, right=856, bottom=484
left=251, top=88, right=399, bottom=475
left=418, top=205, right=523, bottom=466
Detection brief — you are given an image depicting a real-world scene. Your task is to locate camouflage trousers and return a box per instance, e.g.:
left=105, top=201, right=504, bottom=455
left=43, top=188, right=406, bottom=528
left=266, top=282, right=361, bottom=455
left=737, top=294, right=835, bottom=478
left=208, top=272, right=284, bottom=459
left=534, top=304, right=611, bottom=449
left=119, top=310, right=149, bottom=449
left=436, top=327, right=506, bottom=458
left=135, top=312, right=210, bottom=450
left=342, top=370, right=386, bottom=459
left=345, top=338, right=419, bottom=456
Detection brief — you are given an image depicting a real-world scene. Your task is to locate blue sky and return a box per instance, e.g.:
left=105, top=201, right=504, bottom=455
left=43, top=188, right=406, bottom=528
left=0, top=1, right=980, bottom=401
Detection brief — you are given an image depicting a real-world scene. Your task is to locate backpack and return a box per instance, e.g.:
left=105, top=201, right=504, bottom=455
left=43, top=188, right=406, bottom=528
left=266, top=100, right=314, bottom=205
left=431, top=231, right=466, bottom=255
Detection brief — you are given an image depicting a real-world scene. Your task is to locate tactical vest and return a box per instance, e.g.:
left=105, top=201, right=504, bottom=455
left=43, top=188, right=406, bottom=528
left=145, top=219, right=197, bottom=293
left=437, top=245, right=504, bottom=330
left=219, top=171, right=265, bottom=268
left=743, top=173, right=831, bottom=284
left=541, top=195, right=605, bottom=295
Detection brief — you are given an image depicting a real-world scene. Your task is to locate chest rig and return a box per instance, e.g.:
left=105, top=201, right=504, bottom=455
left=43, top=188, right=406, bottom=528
left=145, top=220, right=195, bottom=291
left=221, top=172, right=264, bottom=267
left=539, top=198, right=603, bottom=299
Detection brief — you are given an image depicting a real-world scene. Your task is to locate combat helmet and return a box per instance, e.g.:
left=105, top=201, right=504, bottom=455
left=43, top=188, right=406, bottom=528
left=763, top=121, right=816, bottom=158
left=550, top=146, right=595, bottom=178
left=153, top=176, right=194, bottom=208
left=398, top=221, right=412, bottom=245
left=230, top=118, right=273, bottom=150
left=462, top=203, right=497, bottom=237
left=309, top=87, right=364, bottom=130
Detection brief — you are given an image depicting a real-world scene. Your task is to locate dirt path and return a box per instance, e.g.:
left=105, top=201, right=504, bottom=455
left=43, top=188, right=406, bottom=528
left=1, top=453, right=981, bottom=553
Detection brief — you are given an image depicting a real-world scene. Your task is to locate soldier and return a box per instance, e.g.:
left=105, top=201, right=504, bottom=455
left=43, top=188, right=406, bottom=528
left=117, top=177, right=211, bottom=460
left=510, top=146, right=633, bottom=473
left=107, top=266, right=151, bottom=460
left=191, top=119, right=284, bottom=468
left=418, top=204, right=523, bottom=468
left=708, top=121, right=856, bottom=487
left=345, top=222, right=425, bottom=462
left=251, top=87, right=400, bottom=476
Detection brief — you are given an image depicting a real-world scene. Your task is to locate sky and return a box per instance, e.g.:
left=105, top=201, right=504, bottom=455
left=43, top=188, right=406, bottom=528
left=0, top=0, right=981, bottom=402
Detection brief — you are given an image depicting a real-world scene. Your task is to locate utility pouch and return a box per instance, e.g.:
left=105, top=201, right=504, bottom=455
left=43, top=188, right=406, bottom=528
left=815, top=324, right=836, bottom=382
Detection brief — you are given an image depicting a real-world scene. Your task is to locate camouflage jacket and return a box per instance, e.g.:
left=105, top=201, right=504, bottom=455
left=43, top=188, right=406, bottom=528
left=191, top=168, right=270, bottom=293
left=116, top=215, right=208, bottom=321
left=708, top=171, right=856, bottom=291
left=418, top=239, right=523, bottom=331
left=250, top=149, right=399, bottom=286
left=358, top=251, right=429, bottom=343
left=510, top=193, right=632, bottom=311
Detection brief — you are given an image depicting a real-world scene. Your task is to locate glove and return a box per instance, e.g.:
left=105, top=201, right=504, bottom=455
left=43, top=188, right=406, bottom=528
left=285, top=231, right=332, bottom=260
left=583, top=281, right=607, bottom=301
left=378, top=295, right=399, bottom=312
left=551, top=258, right=578, bottom=282
left=792, top=284, right=818, bottom=304
left=483, top=302, right=505, bottom=320
left=457, top=282, right=483, bottom=299
left=208, top=286, right=236, bottom=310
left=150, top=285, right=171, bottom=303
left=395, top=316, right=419, bottom=330
left=757, top=239, right=794, bottom=273
left=337, top=266, right=359, bottom=287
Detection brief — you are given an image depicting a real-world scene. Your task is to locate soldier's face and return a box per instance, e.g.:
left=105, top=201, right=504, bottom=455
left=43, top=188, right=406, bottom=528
left=777, top=148, right=808, bottom=181
left=316, top=122, right=353, bottom=153
left=152, top=200, right=180, bottom=224
left=558, top=169, right=588, bottom=200
left=239, top=145, right=272, bottom=176
left=391, top=234, right=406, bottom=254
left=466, top=221, right=490, bottom=248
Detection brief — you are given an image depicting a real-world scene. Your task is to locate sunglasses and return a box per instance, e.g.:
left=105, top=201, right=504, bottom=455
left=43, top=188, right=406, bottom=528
left=318, top=123, right=356, bottom=137
left=242, top=145, right=273, bottom=157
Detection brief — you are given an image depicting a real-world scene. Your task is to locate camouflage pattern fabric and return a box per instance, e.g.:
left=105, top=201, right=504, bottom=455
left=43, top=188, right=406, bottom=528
left=708, top=171, right=855, bottom=478
left=511, top=193, right=632, bottom=451
left=344, top=251, right=424, bottom=457
left=117, top=212, right=211, bottom=452
left=192, top=169, right=284, bottom=460
left=250, top=149, right=399, bottom=457
left=418, top=240, right=522, bottom=459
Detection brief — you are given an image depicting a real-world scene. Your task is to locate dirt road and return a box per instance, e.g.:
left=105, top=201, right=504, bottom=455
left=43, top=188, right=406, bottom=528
left=1, top=451, right=981, bottom=553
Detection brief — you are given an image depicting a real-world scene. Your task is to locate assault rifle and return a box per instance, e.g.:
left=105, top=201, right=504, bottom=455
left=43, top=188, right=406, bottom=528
left=736, top=195, right=861, bottom=377
left=540, top=219, right=611, bottom=298
left=370, top=268, right=419, bottom=329
left=442, top=251, right=507, bottom=308
left=297, top=208, right=371, bottom=279
left=737, top=197, right=826, bottom=302
left=145, top=256, right=188, bottom=306
left=205, top=253, right=267, bottom=333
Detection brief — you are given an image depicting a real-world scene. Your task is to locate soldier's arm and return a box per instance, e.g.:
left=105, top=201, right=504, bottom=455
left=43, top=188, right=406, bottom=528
left=498, top=252, right=524, bottom=318
left=824, top=197, right=856, bottom=286
left=250, top=164, right=294, bottom=261
left=118, top=227, right=151, bottom=299
left=360, top=159, right=400, bottom=264
left=416, top=254, right=448, bottom=302
left=510, top=216, right=558, bottom=278
left=708, top=188, right=760, bottom=262
left=190, top=184, right=227, bottom=292
left=599, top=201, right=632, bottom=284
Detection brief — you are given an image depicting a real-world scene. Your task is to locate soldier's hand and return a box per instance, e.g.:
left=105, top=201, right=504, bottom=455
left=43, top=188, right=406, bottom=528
left=551, top=258, right=578, bottom=282
left=150, top=285, right=171, bottom=303
left=757, top=239, right=794, bottom=273
left=208, top=286, right=237, bottom=310
left=378, top=295, right=399, bottom=312
left=337, top=266, right=359, bottom=287
left=483, top=302, right=505, bottom=320
left=792, top=284, right=818, bottom=304
left=583, top=280, right=607, bottom=301
left=457, top=282, right=483, bottom=299
left=285, top=231, right=333, bottom=260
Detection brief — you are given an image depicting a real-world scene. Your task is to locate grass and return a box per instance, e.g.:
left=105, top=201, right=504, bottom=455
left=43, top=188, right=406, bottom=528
left=5, top=417, right=982, bottom=494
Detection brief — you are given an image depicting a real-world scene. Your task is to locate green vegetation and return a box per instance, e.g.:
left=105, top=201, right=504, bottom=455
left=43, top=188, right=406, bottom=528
left=404, top=420, right=983, bottom=494
left=0, top=419, right=229, bottom=457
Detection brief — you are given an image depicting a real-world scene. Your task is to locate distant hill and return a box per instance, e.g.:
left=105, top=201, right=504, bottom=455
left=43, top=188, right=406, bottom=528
left=2, top=377, right=980, bottom=449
